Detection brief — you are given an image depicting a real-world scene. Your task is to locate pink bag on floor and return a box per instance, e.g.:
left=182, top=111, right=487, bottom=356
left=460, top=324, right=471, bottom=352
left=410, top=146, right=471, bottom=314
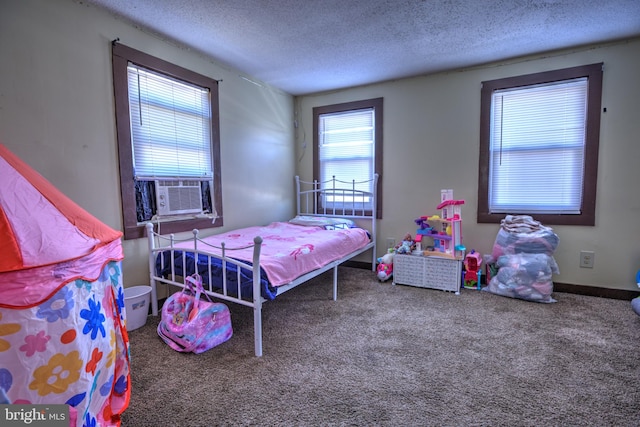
left=158, top=274, right=232, bottom=353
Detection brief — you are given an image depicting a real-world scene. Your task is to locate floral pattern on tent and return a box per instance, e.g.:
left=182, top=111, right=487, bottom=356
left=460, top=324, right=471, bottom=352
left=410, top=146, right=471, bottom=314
left=0, top=261, right=129, bottom=426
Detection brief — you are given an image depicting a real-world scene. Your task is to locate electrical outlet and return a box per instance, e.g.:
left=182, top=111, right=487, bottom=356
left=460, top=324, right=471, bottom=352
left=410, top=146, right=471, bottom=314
left=580, top=251, right=595, bottom=268
left=386, top=238, right=395, bottom=249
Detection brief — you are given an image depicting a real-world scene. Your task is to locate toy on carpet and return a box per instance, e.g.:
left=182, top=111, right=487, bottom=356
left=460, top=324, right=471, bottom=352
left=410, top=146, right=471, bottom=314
left=376, top=252, right=395, bottom=282
left=463, top=250, right=483, bottom=290
left=632, top=270, right=640, bottom=316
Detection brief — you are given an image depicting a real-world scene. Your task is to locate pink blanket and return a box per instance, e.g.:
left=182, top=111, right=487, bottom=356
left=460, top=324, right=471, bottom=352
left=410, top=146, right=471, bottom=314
left=172, top=222, right=370, bottom=286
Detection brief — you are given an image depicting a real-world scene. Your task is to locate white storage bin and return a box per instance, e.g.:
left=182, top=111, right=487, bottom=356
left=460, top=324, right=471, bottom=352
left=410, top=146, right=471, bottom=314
left=393, top=254, right=462, bottom=294
left=124, top=285, right=152, bottom=331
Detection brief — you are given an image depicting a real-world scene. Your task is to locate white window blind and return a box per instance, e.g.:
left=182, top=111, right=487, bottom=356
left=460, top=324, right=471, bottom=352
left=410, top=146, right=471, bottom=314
left=489, top=77, right=588, bottom=214
left=319, top=108, right=375, bottom=207
left=127, top=64, right=213, bottom=179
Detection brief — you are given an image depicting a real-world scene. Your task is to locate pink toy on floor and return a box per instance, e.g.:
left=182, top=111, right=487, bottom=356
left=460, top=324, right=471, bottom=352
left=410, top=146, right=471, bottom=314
left=376, top=252, right=394, bottom=281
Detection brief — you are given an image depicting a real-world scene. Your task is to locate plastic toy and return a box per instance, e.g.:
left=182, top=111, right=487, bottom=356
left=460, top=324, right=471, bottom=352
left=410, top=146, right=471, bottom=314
left=632, top=270, right=640, bottom=316
left=376, top=252, right=395, bottom=281
left=414, top=217, right=431, bottom=231
left=414, top=234, right=422, bottom=251
left=417, top=192, right=465, bottom=259
left=463, top=250, right=482, bottom=289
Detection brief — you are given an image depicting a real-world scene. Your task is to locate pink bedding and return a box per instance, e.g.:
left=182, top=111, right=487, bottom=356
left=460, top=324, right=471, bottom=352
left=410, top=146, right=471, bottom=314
left=172, top=221, right=370, bottom=286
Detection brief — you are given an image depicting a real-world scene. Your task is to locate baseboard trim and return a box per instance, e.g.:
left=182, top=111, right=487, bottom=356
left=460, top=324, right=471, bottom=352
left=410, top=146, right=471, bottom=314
left=553, top=282, right=639, bottom=301
left=343, top=260, right=372, bottom=270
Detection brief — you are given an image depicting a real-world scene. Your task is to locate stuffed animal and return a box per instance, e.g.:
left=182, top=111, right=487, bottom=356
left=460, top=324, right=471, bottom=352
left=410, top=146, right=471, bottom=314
left=376, top=252, right=394, bottom=281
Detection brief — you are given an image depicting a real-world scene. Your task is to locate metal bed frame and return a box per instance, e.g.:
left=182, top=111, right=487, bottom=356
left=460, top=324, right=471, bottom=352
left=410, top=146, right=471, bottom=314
left=147, top=174, right=378, bottom=356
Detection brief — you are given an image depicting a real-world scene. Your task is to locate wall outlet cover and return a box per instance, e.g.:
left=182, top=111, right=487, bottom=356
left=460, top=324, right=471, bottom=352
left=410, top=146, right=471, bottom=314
left=580, top=251, right=595, bottom=268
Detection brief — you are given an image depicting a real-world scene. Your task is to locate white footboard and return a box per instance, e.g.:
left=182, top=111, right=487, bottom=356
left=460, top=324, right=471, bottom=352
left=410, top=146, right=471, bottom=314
left=147, top=223, right=266, bottom=357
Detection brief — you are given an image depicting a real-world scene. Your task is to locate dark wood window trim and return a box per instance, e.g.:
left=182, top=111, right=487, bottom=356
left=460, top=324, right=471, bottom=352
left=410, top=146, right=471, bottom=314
left=312, top=97, right=383, bottom=219
left=111, top=42, right=223, bottom=240
left=477, top=63, right=603, bottom=226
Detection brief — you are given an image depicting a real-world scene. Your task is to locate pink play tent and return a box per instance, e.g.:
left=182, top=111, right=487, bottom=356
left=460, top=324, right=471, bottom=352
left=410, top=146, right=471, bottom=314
left=0, top=144, right=130, bottom=426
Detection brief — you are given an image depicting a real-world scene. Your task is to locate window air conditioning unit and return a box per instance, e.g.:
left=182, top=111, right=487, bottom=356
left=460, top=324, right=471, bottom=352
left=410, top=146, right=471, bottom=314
left=155, top=180, right=203, bottom=216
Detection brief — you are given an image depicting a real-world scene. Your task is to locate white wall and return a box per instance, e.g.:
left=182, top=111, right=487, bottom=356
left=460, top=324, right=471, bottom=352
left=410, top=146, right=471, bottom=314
left=296, top=39, right=640, bottom=291
left=0, top=0, right=296, bottom=287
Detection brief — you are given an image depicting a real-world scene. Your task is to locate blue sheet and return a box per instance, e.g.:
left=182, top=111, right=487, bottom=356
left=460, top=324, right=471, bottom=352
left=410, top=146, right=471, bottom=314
left=155, top=250, right=277, bottom=300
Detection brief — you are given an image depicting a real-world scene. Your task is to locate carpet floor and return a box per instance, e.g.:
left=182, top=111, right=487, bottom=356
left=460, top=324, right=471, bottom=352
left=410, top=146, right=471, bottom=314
left=121, top=267, right=640, bottom=427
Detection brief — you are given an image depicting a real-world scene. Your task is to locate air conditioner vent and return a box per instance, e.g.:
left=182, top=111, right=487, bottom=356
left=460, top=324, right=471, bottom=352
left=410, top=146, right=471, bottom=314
left=155, top=180, right=203, bottom=216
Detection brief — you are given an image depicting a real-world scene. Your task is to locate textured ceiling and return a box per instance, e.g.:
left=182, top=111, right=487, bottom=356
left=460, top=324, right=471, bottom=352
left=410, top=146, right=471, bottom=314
left=83, top=0, right=640, bottom=95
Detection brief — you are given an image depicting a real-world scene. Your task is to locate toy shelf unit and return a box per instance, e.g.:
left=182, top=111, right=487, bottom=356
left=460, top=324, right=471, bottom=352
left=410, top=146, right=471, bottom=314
left=393, top=253, right=462, bottom=294
left=414, top=193, right=464, bottom=260
left=392, top=189, right=465, bottom=294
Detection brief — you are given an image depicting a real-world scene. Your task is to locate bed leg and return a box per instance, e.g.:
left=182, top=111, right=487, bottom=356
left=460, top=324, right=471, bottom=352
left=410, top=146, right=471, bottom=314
left=372, top=248, right=377, bottom=272
left=254, top=302, right=263, bottom=357
left=333, top=265, right=338, bottom=301
left=146, top=222, right=159, bottom=316
left=252, top=236, right=263, bottom=357
left=150, top=280, right=159, bottom=316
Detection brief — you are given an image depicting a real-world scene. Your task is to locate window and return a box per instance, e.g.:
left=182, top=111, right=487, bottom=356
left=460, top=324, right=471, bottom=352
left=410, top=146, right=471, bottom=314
left=112, top=43, right=222, bottom=239
left=478, top=63, right=603, bottom=226
left=313, top=98, right=383, bottom=218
